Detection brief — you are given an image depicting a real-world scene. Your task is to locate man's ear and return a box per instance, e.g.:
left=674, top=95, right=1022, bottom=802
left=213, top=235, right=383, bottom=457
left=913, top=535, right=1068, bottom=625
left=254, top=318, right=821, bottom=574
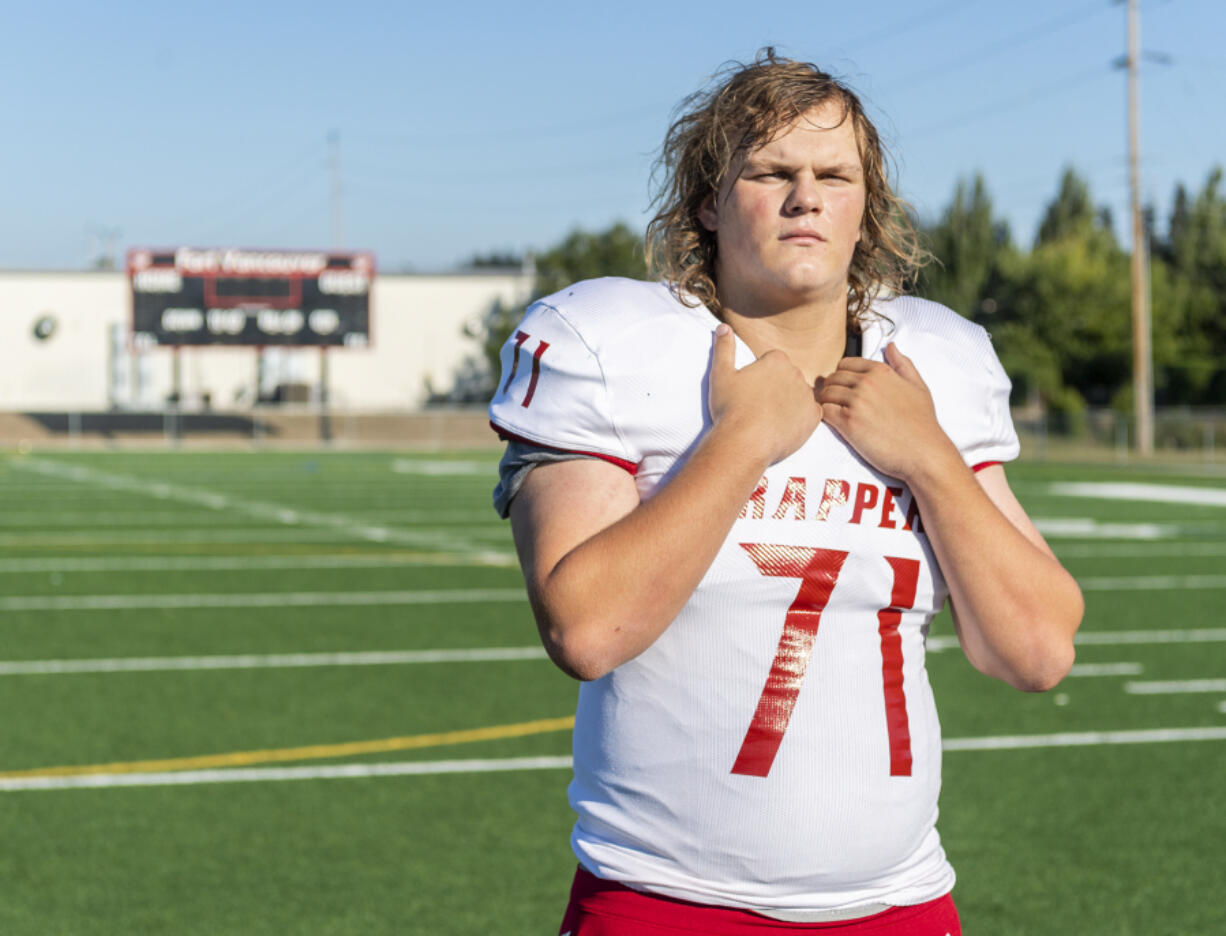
left=698, top=193, right=719, bottom=233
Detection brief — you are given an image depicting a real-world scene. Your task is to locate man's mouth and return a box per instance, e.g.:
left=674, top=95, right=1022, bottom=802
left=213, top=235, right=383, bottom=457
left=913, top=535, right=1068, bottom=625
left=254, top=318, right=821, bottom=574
left=781, top=230, right=826, bottom=243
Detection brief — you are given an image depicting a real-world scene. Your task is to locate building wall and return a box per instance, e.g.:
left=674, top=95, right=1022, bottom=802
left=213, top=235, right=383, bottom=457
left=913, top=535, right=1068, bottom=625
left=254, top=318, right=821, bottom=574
left=0, top=269, right=532, bottom=411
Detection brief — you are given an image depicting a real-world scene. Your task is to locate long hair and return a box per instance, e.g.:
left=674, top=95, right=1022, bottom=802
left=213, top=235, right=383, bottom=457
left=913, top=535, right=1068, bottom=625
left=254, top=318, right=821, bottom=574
left=645, top=48, right=929, bottom=325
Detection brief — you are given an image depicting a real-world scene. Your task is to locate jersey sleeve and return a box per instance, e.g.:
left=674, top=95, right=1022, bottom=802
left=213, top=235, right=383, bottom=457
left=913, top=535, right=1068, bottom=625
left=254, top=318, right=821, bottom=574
left=491, top=440, right=600, bottom=519
left=951, top=327, right=1020, bottom=469
left=487, top=300, right=638, bottom=473
left=879, top=297, right=1020, bottom=470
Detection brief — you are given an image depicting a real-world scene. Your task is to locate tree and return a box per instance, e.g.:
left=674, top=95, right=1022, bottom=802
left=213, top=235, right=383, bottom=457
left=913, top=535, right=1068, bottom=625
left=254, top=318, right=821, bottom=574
left=987, top=169, right=1135, bottom=416
left=1036, top=167, right=1101, bottom=247
left=532, top=223, right=647, bottom=297
left=1154, top=167, right=1226, bottom=402
left=918, top=174, right=1012, bottom=320
left=464, top=250, right=523, bottom=269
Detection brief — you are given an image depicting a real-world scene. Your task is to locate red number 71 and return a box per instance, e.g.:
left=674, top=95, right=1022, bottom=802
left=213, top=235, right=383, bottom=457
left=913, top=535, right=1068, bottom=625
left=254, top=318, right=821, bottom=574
left=733, top=544, right=919, bottom=779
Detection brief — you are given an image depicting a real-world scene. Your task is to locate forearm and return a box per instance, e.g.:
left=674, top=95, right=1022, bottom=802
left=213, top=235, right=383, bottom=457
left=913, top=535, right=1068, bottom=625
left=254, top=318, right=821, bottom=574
left=525, top=423, right=769, bottom=680
left=907, top=445, right=1083, bottom=691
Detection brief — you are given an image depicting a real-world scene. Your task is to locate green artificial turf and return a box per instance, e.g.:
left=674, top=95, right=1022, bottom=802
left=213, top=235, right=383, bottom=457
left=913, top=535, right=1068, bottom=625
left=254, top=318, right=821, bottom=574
left=1, top=449, right=1223, bottom=934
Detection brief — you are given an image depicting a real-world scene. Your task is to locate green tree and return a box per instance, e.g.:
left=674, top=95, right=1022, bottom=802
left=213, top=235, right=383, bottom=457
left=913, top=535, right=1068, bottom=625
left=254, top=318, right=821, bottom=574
left=1036, top=167, right=1102, bottom=247
left=532, top=222, right=646, bottom=297
left=987, top=169, right=1136, bottom=417
left=464, top=250, right=523, bottom=269
left=919, top=173, right=1013, bottom=320
left=1154, top=167, right=1226, bottom=402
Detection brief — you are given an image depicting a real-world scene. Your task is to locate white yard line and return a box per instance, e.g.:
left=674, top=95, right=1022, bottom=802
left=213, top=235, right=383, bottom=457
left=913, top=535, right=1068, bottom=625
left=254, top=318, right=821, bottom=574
left=1066, top=662, right=1143, bottom=677
left=5, top=726, right=1226, bottom=792
left=0, top=554, right=517, bottom=573
left=0, top=589, right=526, bottom=612
left=390, top=459, right=491, bottom=476
left=928, top=627, right=1226, bottom=652
left=1073, top=628, right=1226, bottom=646
left=0, top=652, right=1153, bottom=679
left=0, top=512, right=247, bottom=527
left=0, top=646, right=548, bottom=676
left=0, top=510, right=500, bottom=527
left=0, top=756, right=575, bottom=792
left=3, top=571, right=1213, bottom=614
left=1124, top=679, right=1226, bottom=695
left=5, top=457, right=492, bottom=554
left=1032, top=518, right=1184, bottom=540
left=940, top=726, right=1226, bottom=752
left=1049, top=482, right=1226, bottom=508
left=1077, top=574, right=1226, bottom=590
left=0, top=654, right=1157, bottom=680
left=1054, top=543, right=1226, bottom=558
left=0, top=529, right=493, bottom=547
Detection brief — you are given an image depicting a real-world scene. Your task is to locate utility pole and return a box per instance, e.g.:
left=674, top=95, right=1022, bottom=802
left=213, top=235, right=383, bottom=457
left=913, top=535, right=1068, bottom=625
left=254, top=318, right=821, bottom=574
left=322, top=130, right=342, bottom=444
left=328, top=130, right=344, bottom=249
left=86, top=225, right=123, bottom=270
left=1125, top=0, right=1154, bottom=455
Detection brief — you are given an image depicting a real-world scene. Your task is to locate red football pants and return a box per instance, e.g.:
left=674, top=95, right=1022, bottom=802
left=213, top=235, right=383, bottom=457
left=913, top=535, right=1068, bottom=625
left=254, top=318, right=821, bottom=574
left=559, top=867, right=962, bottom=936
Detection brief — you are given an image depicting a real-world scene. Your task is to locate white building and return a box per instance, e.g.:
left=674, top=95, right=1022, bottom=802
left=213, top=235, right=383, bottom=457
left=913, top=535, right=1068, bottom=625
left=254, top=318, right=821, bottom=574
left=0, top=267, right=533, bottom=413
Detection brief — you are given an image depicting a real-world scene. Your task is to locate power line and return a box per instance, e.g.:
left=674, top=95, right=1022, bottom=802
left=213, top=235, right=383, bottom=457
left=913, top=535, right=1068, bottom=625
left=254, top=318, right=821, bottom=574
left=347, top=101, right=668, bottom=150
left=832, top=0, right=985, bottom=52
left=886, top=0, right=1111, bottom=90
left=905, top=63, right=1113, bottom=140
left=353, top=7, right=1102, bottom=159
left=196, top=150, right=326, bottom=244
left=344, top=151, right=648, bottom=186
left=193, top=145, right=327, bottom=230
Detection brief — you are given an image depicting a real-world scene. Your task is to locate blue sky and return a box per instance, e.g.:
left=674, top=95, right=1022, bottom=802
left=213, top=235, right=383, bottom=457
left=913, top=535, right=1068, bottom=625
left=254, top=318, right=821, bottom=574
left=3, top=0, right=1222, bottom=271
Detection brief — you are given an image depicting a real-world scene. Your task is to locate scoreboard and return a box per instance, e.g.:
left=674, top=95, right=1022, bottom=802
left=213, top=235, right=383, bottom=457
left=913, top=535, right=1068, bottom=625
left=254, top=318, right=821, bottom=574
left=128, top=247, right=373, bottom=347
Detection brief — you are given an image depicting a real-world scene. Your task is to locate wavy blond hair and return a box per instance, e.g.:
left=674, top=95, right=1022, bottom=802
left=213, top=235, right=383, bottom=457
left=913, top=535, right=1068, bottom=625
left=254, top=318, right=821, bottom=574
left=646, top=48, right=928, bottom=325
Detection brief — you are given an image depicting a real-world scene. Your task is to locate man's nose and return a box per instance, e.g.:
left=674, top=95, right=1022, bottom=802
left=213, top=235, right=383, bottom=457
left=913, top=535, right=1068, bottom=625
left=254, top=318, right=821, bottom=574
left=784, top=176, right=823, bottom=214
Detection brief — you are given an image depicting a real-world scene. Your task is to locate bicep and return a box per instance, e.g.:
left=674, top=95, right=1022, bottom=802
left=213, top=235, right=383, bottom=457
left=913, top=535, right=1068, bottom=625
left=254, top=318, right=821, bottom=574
left=508, top=458, right=641, bottom=594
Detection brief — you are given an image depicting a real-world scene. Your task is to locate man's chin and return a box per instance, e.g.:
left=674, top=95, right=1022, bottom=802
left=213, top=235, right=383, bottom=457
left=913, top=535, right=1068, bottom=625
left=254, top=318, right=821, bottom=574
left=770, top=275, right=847, bottom=308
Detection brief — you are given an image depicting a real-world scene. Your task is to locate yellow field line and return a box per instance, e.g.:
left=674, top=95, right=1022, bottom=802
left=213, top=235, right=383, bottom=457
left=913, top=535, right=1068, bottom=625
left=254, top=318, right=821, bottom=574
left=0, top=715, right=575, bottom=780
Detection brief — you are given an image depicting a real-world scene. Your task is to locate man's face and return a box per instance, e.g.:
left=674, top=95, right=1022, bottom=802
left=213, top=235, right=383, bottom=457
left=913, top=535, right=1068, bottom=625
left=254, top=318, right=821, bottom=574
left=699, top=101, right=866, bottom=312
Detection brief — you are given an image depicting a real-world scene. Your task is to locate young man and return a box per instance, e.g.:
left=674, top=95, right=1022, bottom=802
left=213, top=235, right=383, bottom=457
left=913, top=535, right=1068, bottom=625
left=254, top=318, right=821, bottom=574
left=489, top=50, right=1082, bottom=935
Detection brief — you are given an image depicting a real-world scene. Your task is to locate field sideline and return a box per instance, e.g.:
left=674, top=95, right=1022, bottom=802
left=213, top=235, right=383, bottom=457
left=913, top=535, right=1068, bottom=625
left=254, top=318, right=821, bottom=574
left=1, top=449, right=1223, bottom=934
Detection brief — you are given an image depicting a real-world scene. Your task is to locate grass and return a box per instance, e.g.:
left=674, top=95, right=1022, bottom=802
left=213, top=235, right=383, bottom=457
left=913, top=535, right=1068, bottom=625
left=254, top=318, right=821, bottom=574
left=0, top=449, right=1223, bottom=934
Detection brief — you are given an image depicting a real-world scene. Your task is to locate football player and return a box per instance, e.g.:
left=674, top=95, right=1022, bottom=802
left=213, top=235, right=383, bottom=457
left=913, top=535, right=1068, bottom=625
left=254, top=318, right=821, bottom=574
left=489, top=49, right=1082, bottom=935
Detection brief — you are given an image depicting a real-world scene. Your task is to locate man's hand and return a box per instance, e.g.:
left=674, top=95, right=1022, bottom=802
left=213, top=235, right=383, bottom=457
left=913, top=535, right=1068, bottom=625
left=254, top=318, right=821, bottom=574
left=817, top=342, right=954, bottom=482
left=709, top=323, right=824, bottom=466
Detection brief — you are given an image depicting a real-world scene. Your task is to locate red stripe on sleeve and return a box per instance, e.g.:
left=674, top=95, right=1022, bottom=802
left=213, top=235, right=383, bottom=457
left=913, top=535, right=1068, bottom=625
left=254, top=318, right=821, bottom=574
left=972, top=461, right=1001, bottom=473
left=488, top=421, right=639, bottom=475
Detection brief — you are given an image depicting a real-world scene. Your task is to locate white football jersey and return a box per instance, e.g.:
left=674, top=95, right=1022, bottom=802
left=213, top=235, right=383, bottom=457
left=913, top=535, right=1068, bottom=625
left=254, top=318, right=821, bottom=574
left=489, top=278, right=1019, bottom=916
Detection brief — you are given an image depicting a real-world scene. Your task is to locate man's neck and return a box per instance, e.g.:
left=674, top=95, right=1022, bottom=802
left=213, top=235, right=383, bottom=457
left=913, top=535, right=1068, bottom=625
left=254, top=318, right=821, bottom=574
left=718, top=294, right=851, bottom=385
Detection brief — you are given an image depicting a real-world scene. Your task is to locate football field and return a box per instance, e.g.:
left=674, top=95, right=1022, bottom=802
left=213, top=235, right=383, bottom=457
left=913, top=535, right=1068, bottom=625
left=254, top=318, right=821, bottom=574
left=1, top=449, right=1223, bottom=935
